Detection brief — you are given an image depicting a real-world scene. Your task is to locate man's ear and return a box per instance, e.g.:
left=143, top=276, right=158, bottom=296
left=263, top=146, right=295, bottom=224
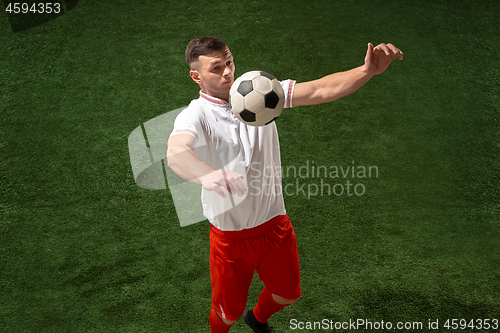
left=190, top=69, right=202, bottom=85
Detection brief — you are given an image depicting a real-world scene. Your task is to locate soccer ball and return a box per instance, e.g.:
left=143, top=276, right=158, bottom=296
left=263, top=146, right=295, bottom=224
left=229, top=71, right=285, bottom=127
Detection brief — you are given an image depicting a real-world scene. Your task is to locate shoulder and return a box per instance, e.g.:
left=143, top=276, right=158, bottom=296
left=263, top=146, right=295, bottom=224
left=175, top=98, right=207, bottom=122
left=170, top=98, right=208, bottom=144
left=180, top=98, right=205, bottom=115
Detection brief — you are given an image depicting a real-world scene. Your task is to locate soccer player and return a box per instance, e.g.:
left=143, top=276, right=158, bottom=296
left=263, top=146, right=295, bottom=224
left=167, top=36, right=403, bottom=333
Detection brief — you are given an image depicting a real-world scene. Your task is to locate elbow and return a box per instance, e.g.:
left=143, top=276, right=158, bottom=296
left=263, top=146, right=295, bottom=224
left=166, top=146, right=177, bottom=170
left=166, top=156, right=173, bottom=170
left=166, top=144, right=188, bottom=170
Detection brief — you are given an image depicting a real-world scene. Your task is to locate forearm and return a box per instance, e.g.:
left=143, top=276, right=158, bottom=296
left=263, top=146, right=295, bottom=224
left=319, top=65, right=373, bottom=102
left=294, top=65, right=374, bottom=106
left=166, top=145, right=214, bottom=184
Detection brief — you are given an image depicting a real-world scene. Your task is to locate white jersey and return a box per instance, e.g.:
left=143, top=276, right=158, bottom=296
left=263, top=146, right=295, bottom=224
left=170, top=80, right=296, bottom=231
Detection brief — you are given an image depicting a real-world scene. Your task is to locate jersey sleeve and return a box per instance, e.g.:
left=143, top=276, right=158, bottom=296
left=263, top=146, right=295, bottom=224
left=169, top=100, right=203, bottom=145
left=280, top=79, right=296, bottom=109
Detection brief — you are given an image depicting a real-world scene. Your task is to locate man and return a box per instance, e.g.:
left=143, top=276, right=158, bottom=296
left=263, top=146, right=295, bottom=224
left=167, top=36, right=403, bottom=333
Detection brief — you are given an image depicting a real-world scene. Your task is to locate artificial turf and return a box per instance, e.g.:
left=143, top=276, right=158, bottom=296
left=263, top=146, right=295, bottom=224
left=1, top=0, right=499, bottom=332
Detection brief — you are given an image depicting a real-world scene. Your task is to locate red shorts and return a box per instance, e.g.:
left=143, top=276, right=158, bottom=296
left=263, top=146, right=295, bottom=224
left=209, top=214, right=301, bottom=321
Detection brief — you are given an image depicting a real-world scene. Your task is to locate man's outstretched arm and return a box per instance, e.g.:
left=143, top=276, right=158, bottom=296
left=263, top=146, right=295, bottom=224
left=292, top=43, right=403, bottom=107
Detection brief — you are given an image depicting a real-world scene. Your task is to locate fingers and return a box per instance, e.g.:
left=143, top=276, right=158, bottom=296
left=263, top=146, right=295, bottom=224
left=367, top=42, right=374, bottom=53
left=374, top=43, right=404, bottom=60
left=365, top=42, right=374, bottom=63
left=213, top=184, right=227, bottom=198
left=209, top=169, right=247, bottom=198
left=223, top=170, right=247, bottom=197
left=232, top=175, right=247, bottom=196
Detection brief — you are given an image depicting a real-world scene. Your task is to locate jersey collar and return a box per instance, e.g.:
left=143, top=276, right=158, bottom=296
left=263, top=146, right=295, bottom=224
left=199, top=91, right=229, bottom=106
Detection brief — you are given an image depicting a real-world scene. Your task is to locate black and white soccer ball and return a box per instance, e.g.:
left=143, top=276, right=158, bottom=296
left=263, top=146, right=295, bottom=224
left=229, top=71, right=285, bottom=127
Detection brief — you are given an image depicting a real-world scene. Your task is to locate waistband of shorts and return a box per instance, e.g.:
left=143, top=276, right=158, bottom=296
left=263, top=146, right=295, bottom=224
left=210, top=214, right=289, bottom=240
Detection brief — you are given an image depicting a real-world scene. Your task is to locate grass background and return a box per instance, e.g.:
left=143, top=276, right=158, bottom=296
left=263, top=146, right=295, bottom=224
left=1, top=0, right=499, bottom=332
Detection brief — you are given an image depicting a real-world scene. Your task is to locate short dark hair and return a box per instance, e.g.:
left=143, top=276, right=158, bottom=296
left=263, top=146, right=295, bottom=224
left=185, top=36, right=228, bottom=68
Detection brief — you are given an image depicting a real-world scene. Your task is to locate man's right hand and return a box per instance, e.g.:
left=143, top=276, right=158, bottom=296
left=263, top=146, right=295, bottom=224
left=199, top=169, right=247, bottom=198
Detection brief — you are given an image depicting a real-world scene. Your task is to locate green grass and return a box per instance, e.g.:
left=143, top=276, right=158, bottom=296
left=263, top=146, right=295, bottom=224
left=1, top=0, right=499, bottom=332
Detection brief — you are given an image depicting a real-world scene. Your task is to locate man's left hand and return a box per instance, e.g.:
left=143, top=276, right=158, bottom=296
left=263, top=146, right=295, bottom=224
left=364, top=42, right=403, bottom=76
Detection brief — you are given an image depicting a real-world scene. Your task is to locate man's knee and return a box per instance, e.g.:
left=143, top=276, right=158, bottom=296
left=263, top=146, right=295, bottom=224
left=272, top=293, right=300, bottom=305
left=216, top=311, right=236, bottom=326
left=211, top=308, right=237, bottom=327
left=221, top=317, right=237, bottom=326
left=218, top=312, right=237, bottom=326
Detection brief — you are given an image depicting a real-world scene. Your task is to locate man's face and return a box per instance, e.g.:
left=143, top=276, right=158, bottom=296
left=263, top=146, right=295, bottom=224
left=190, top=48, right=235, bottom=102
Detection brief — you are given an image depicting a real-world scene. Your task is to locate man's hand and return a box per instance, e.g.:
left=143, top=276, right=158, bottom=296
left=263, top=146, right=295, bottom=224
left=199, top=169, right=247, bottom=198
left=364, top=43, right=403, bottom=76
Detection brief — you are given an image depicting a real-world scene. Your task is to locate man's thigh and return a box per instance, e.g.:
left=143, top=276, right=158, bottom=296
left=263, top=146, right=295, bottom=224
left=209, top=230, right=259, bottom=321
left=256, top=216, right=302, bottom=300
